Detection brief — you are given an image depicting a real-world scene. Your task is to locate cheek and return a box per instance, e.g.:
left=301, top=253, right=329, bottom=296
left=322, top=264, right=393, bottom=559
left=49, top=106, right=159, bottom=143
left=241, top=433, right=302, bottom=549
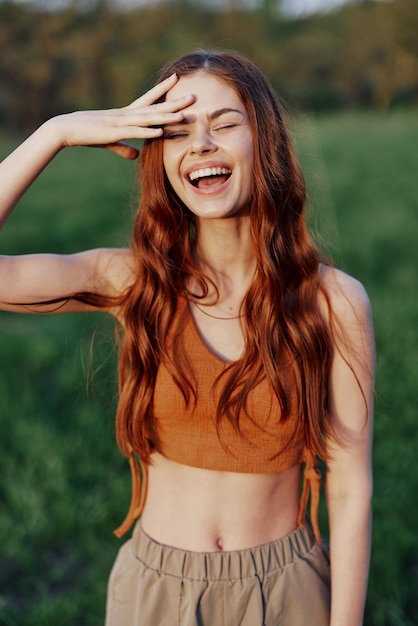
left=163, top=146, right=182, bottom=183
left=242, top=150, right=255, bottom=199
left=162, top=154, right=176, bottom=188
left=162, top=149, right=169, bottom=177
left=163, top=162, right=185, bottom=203
left=242, top=144, right=254, bottom=181
left=237, top=134, right=254, bottom=167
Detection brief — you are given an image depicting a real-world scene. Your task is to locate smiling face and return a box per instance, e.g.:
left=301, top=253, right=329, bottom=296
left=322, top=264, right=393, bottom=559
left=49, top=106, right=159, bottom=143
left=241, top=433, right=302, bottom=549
left=162, top=71, right=254, bottom=221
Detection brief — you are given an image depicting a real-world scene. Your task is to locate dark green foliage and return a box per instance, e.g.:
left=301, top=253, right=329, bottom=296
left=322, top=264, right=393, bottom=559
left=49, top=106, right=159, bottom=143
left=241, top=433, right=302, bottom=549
left=0, top=0, right=417, bottom=132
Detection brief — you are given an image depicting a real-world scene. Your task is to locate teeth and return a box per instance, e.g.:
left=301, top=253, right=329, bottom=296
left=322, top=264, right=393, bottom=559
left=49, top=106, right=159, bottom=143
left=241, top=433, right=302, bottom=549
left=188, top=167, right=231, bottom=181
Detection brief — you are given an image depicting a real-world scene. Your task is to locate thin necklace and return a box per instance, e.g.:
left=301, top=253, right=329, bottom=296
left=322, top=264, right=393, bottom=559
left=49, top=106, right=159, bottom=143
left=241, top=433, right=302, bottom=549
left=193, top=302, right=243, bottom=321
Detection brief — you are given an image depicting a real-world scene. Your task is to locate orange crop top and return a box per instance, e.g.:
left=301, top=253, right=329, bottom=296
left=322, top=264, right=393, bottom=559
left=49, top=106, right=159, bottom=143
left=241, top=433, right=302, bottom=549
left=114, top=297, right=322, bottom=541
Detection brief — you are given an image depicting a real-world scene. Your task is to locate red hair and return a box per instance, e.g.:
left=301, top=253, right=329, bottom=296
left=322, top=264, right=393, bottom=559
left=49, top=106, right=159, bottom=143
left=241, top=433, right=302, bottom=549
left=115, top=49, right=333, bottom=476
left=14, top=51, right=335, bottom=536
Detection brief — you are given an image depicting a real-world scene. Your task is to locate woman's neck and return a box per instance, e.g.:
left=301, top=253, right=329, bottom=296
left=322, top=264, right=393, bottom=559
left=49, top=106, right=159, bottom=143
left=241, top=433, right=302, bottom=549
left=194, top=217, right=255, bottom=282
left=191, top=218, right=256, bottom=309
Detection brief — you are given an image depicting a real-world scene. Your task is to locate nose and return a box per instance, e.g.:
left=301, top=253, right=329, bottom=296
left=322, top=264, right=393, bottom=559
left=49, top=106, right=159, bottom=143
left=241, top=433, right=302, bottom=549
left=189, top=126, right=217, bottom=156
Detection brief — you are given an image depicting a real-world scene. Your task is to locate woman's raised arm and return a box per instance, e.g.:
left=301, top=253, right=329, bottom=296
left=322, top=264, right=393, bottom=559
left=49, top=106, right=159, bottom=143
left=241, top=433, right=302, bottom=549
left=0, top=73, right=193, bottom=227
left=0, top=74, right=194, bottom=312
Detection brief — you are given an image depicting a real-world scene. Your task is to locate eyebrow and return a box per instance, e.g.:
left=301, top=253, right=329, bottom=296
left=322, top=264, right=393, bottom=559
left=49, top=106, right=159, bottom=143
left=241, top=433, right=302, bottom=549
left=177, top=107, right=246, bottom=125
left=208, top=107, right=246, bottom=121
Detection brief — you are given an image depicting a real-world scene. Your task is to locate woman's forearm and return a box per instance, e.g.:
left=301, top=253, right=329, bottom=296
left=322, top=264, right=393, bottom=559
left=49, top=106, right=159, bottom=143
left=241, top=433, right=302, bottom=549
left=0, top=120, right=65, bottom=229
left=328, top=489, right=372, bottom=626
left=0, top=76, right=194, bottom=231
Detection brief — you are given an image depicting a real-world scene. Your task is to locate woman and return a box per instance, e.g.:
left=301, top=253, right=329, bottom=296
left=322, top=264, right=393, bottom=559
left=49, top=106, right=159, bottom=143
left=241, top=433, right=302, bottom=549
left=0, top=50, right=374, bottom=625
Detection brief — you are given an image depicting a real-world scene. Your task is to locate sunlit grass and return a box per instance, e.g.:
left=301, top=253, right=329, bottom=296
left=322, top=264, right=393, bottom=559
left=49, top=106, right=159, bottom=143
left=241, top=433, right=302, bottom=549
left=0, top=110, right=417, bottom=625
left=298, top=109, right=418, bottom=626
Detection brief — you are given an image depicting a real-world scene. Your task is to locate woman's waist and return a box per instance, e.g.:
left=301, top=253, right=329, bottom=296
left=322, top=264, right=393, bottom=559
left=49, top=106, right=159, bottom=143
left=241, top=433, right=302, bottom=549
left=130, top=521, right=319, bottom=580
left=141, top=454, right=302, bottom=552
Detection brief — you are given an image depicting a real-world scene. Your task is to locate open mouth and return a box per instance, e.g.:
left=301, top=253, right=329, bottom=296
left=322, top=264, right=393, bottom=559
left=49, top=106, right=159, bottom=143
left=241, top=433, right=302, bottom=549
left=188, top=167, right=232, bottom=189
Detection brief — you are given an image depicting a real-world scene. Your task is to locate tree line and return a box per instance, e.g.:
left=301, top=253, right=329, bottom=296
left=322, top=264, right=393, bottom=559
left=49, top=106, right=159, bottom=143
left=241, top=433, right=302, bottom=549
left=0, top=0, right=417, bottom=132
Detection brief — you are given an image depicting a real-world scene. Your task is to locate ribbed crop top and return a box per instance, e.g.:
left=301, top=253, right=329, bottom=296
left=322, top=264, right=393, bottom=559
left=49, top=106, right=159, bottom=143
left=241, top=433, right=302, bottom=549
left=114, top=297, right=322, bottom=541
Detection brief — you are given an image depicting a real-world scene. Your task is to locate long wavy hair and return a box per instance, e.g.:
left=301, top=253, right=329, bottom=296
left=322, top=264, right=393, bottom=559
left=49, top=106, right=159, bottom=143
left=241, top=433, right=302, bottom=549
left=115, top=49, right=333, bottom=476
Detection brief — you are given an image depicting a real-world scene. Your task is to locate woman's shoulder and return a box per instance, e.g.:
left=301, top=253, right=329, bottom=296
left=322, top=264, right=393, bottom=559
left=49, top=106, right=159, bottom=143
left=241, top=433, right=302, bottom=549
left=318, top=264, right=372, bottom=326
left=88, top=246, right=136, bottom=298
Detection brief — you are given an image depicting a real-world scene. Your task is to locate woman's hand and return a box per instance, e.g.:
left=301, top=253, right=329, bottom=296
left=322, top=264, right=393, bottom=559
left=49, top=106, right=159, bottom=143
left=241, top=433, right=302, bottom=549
left=50, top=73, right=194, bottom=159
left=0, top=74, right=193, bottom=226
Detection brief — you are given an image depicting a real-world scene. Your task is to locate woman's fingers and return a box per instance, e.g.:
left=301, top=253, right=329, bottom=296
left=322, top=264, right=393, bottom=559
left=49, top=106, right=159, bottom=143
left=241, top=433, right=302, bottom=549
left=125, top=73, right=195, bottom=114
left=125, top=73, right=179, bottom=108
left=59, top=74, right=194, bottom=150
left=123, top=96, right=195, bottom=122
left=95, top=142, right=140, bottom=160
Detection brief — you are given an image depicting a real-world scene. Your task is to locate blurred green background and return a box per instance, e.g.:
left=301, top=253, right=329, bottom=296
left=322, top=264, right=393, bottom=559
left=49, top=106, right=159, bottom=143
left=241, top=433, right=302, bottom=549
left=0, top=1, right=417, bottom=625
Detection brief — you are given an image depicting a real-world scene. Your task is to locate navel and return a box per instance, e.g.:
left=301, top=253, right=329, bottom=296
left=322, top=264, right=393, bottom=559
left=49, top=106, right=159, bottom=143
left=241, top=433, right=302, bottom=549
left=215, top=536, right=224, bottom=551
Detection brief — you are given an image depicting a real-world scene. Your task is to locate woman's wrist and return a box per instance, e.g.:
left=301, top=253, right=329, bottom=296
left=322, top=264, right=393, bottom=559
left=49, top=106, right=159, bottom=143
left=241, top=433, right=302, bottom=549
left=38, top=115, right=70, bottom=153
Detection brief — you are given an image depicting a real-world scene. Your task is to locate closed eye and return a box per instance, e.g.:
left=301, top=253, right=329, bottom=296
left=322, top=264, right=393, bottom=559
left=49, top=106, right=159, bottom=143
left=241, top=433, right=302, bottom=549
left=213, top=123, right=238, bottom=132
left=163, top=130, right=189, bottom=140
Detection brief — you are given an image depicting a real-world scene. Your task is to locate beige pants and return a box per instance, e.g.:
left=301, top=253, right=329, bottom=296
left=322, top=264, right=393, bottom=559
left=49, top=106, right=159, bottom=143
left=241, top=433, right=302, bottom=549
left=106, top=521, right=330, bottom=625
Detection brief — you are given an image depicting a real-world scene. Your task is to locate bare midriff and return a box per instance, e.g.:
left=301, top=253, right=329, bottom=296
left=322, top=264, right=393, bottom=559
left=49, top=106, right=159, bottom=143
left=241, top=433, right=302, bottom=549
left=140, top=452, right=302, bottom=552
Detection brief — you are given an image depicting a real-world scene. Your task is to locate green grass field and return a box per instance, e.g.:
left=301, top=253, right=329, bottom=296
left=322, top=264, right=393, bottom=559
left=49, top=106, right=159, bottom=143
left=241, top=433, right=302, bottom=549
left=0, top=110, right=417, bottom=626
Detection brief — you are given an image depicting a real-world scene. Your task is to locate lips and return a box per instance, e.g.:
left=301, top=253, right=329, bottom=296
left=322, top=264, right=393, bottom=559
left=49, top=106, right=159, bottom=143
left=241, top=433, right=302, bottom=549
left=186, top=165, right=232, bottom=190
